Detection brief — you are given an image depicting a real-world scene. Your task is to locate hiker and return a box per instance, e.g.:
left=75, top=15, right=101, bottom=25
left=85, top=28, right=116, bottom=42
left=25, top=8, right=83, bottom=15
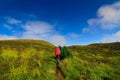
left=55, top=45, right=61, bottom=64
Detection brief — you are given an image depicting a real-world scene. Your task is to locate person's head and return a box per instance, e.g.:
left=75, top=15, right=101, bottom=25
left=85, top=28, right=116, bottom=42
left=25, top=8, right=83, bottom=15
left=55, top=45, right=58, bottom=49
left=56, top=45, right=59, bottom=47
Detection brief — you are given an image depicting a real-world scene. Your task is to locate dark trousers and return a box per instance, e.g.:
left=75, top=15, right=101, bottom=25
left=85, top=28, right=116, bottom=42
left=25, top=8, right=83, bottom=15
left=56, top=55, right=60, bottom=63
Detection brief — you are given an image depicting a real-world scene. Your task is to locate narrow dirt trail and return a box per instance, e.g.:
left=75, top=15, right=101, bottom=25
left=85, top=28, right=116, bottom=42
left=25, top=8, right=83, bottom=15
left=55, top=63, right=64, bottom=80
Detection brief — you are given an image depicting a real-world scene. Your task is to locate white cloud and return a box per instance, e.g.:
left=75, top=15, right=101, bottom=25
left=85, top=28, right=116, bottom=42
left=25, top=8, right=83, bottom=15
left=0, top=35, right=18, bottom=40
left=21, top=21, right=54, bottom=40
left=84, top=1, right=120, bottom=31
left=2, top=17, right=67, bottom=45
left=21, top=34, right=40, bottom=40
left=102, top=31, right=120, bottom=42
left=50, top=35, right=66, bottom=46
left=68, top=33, right=80, bottom=38
left=22, top=21, right=54, bottom=34
left=4, top=17, right=21, bottom=25
left=21, top=21, right=67, bottom=46
left=3, top=24, right=12, bottom=30
left=82, top=27, right=90, bottom=32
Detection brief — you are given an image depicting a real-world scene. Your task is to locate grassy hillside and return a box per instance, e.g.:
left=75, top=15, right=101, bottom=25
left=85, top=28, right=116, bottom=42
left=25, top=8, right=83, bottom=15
left=0, top=40, right=120, bottom=80
left=0, top=40, right=56, bottom=80
left=59, top=42, right=120, bottom=80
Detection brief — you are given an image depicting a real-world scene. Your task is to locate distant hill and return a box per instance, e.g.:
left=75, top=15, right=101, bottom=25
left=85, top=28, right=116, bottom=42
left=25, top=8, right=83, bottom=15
left=0, top=40, right=54, bottom=52
left=69, top=42, right=120, bottom=55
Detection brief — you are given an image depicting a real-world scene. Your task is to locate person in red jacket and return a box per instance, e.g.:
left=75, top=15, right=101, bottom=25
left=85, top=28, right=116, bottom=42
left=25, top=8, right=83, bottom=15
left=55, top=45, right=60, bottom=64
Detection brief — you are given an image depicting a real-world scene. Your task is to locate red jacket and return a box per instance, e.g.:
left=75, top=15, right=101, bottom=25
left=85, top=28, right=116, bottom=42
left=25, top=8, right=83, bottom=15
left=55, top=47, right=60, bottom=56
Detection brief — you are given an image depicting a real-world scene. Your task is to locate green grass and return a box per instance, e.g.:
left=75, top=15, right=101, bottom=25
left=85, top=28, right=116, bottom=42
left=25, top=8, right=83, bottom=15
left=0, top=40, right=56, bottom=80
left=0, top=40, right=120, bottom=80
left=62, top=42, right=120, bottom=80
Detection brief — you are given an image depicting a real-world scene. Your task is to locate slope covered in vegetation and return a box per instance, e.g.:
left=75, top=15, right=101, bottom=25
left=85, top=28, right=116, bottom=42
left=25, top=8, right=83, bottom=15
left=0, top=40, right=56, bottom=80
left=59, top=42, right=120, bottom=80
left=0, top=40, right=120, bottom=80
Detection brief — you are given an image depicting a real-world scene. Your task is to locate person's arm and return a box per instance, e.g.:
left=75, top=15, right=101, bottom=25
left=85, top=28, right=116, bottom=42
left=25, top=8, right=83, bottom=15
left=54, top=47, right=56, bottom=55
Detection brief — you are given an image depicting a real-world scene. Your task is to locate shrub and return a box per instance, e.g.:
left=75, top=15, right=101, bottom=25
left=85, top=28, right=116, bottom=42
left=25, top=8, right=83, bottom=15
left=59, top=46, right=73, bottom=60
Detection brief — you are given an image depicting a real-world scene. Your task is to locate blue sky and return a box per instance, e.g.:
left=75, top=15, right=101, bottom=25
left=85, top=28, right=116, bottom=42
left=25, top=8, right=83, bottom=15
left=0, top=0, right=120, bottom=46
